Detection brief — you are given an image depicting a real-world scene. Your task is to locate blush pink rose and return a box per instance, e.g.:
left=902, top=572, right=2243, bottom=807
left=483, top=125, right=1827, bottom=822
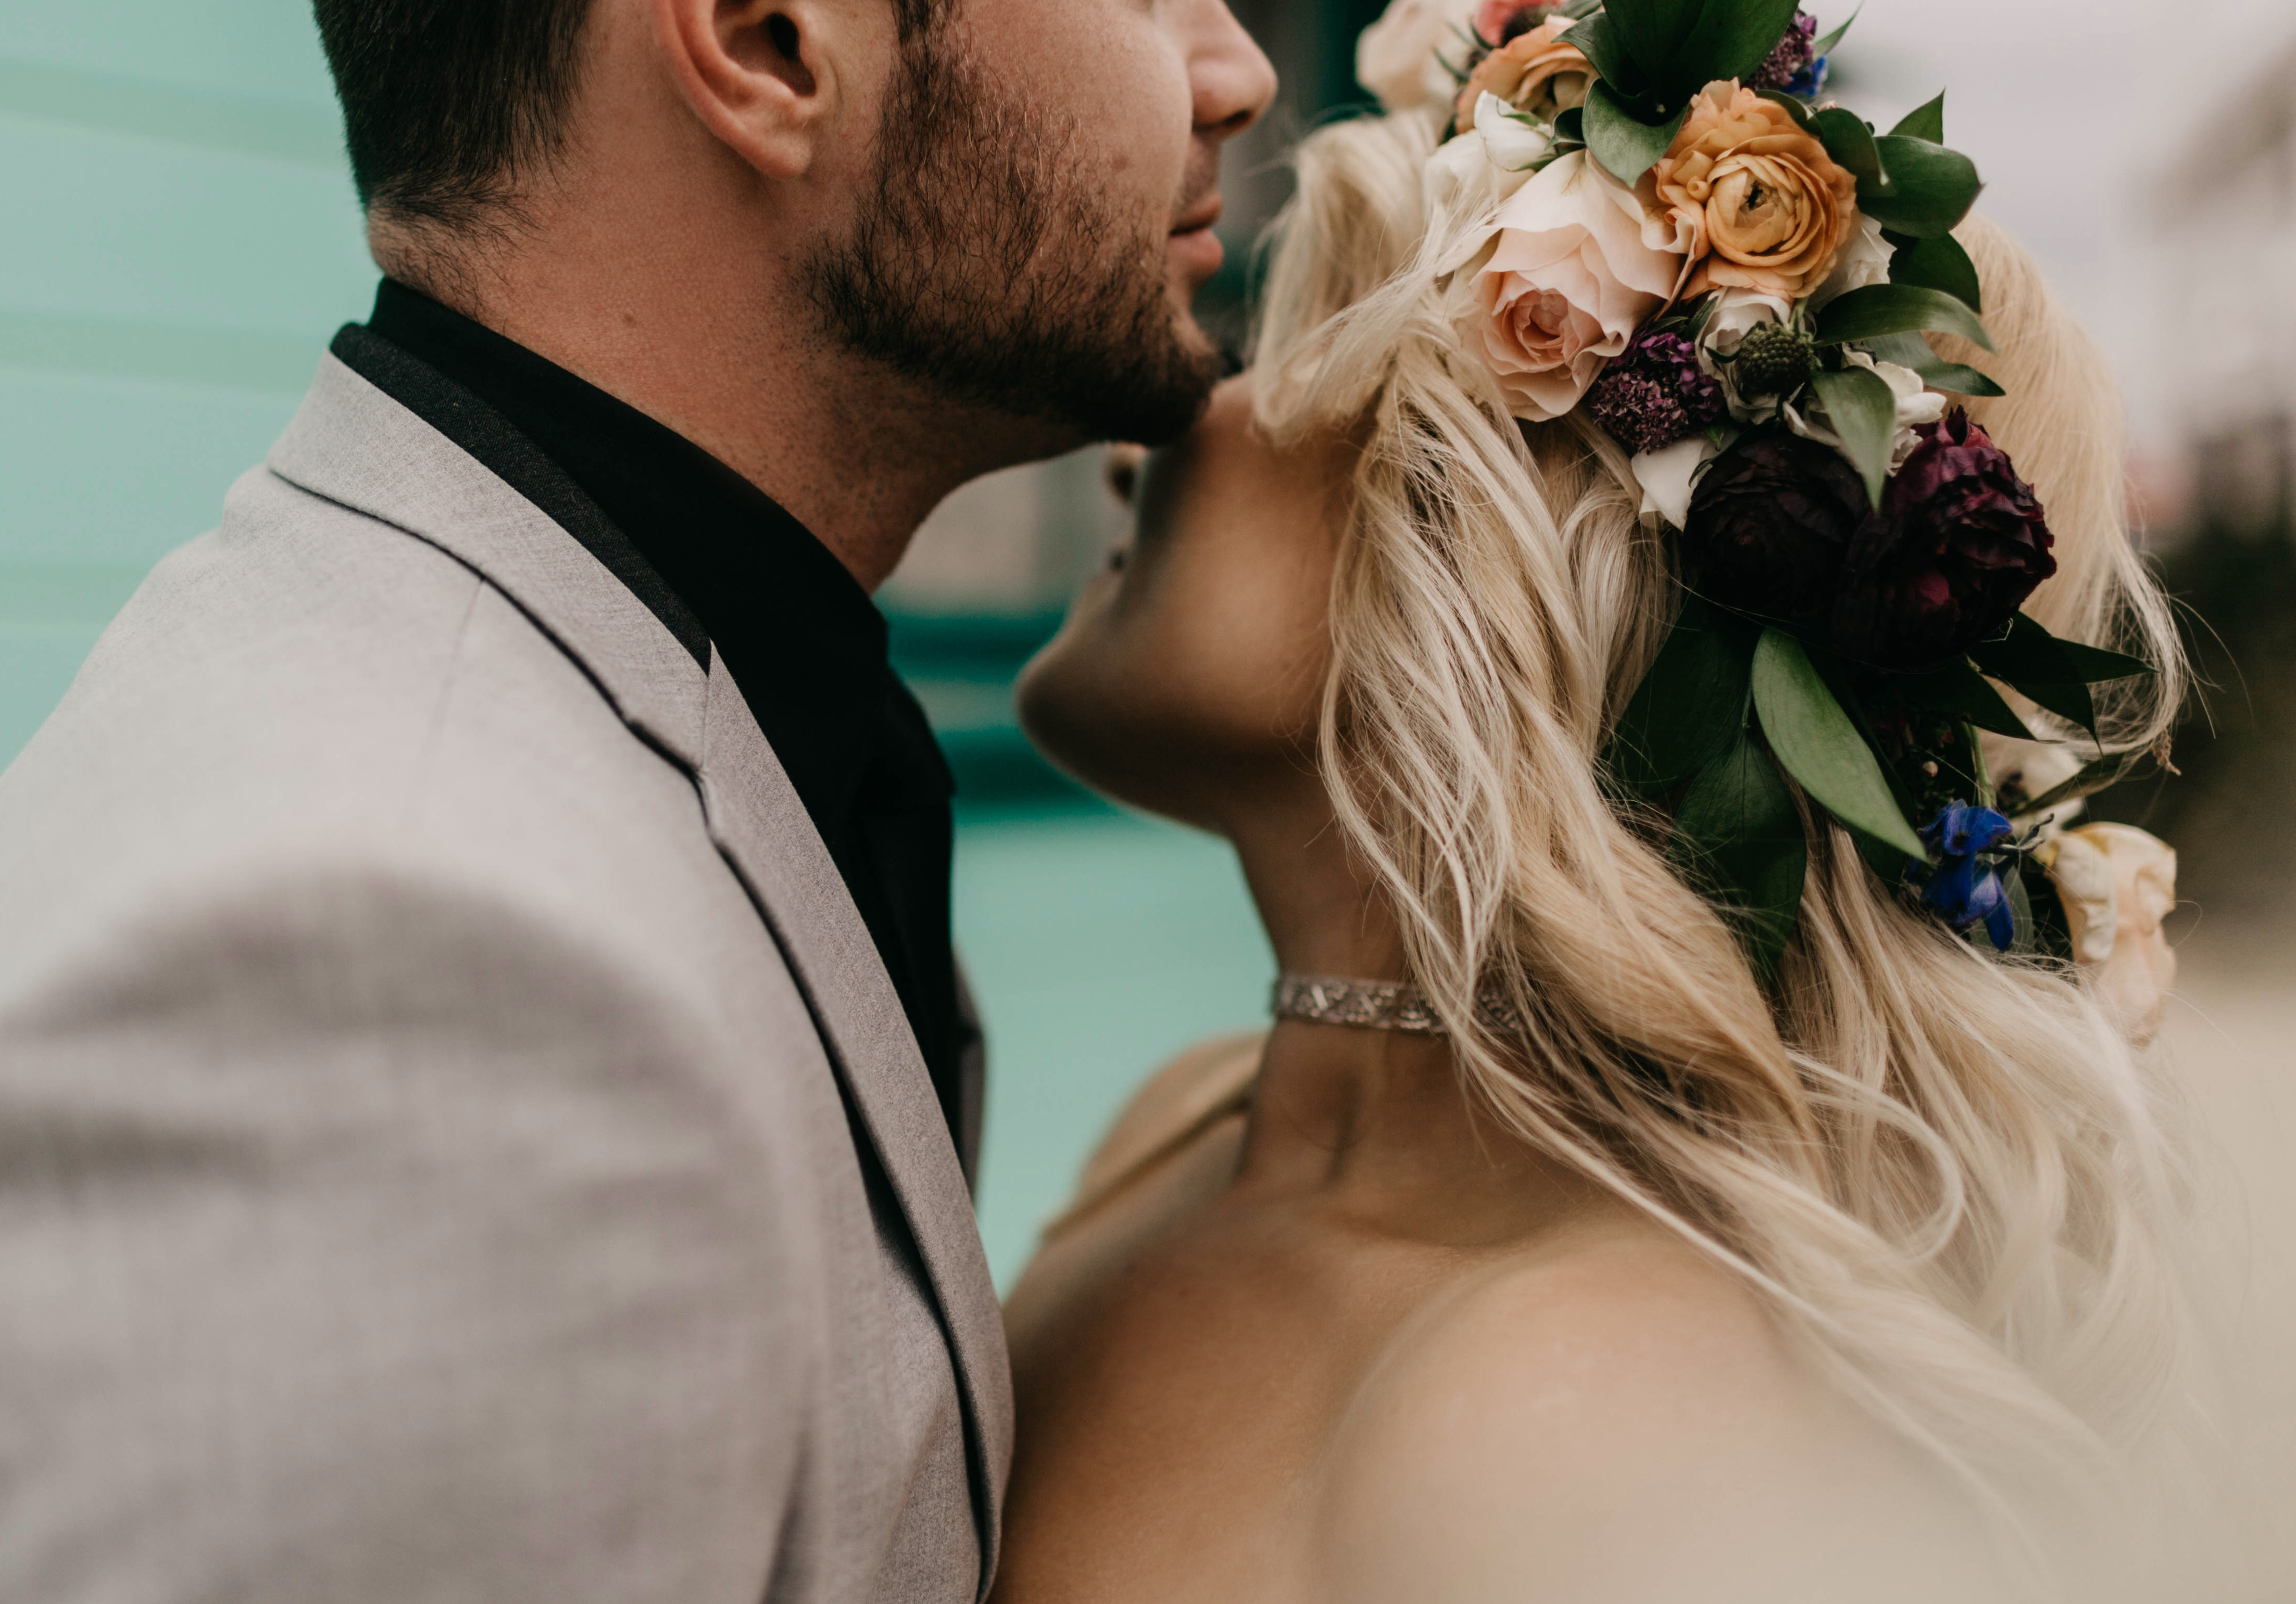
left=1460, top=150, right=1685, bottom=421
left=1473, top=0, right=1553, bottom=43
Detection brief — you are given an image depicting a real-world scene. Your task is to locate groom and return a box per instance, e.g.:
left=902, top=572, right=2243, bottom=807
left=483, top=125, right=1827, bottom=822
left=0, top=0, right=1269, bottom=1599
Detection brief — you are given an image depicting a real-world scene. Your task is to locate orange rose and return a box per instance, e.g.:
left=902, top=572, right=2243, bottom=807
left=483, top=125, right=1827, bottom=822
left=1453, top=18, right=1592, bottom=129
left=1639, top=80, right=1858, bottom=300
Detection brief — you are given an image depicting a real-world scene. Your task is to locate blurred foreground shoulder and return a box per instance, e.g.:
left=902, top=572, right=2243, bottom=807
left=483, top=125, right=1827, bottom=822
left=0, top=854, right=824, bottom=1601
left=1315, top=1220, right=2011, bottom=1604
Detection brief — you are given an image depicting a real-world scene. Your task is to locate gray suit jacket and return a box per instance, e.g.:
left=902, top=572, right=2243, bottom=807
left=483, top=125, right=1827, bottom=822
left=0, top=356, right=1012, bottom=1602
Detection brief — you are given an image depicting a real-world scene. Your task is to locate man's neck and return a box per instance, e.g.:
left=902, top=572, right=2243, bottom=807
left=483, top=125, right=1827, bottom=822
left=389, top=245, right=1077, bottom=592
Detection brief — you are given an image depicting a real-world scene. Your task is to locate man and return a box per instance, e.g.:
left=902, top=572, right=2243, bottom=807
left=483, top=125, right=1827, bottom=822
left=0, top=0, right=1271, bottom=1596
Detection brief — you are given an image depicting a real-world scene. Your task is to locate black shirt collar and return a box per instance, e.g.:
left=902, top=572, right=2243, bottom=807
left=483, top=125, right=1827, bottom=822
left=332, top=282, right=973, bottom=1156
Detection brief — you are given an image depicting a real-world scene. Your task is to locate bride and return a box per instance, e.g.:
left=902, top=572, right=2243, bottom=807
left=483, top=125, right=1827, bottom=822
left=990, top=27, right=2209, bottom=1603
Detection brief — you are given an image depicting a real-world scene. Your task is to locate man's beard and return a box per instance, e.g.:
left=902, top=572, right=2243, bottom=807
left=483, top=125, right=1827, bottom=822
left=801, top=31, right=1221, bottom=447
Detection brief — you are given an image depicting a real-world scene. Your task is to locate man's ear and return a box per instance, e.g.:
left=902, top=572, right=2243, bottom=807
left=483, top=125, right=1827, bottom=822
left=652, top=0, right=862, bottom=178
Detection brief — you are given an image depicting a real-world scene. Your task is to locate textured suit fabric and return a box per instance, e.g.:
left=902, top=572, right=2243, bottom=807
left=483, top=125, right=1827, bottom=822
left=0, top=356, right=1011, bottom=1602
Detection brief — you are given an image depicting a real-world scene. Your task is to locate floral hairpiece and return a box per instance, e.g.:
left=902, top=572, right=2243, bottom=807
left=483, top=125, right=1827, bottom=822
left=1358, top=0, right=2158, bottom=976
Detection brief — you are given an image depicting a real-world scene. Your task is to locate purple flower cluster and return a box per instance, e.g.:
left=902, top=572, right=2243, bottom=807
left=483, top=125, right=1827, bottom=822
left=1751, top=12, right=1827, bottom=98
left=1585, top=330, right=1727, bottom=456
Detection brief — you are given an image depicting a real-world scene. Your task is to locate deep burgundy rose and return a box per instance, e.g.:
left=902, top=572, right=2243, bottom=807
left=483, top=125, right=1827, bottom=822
left=1680, top=428, right=1871, bottom=618
left=1829, top=410, right=2057, bottom=669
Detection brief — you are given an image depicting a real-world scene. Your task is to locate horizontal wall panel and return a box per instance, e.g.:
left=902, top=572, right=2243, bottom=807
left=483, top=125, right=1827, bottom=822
left=0, top=1, right=335, bottom=108
left=0, top=309, right=324, bottom=392
left=0, top=57, right=340, bottom=166
left=0, top=368, right=302, bottom=564
left=0, top=112, right=370, bottom=334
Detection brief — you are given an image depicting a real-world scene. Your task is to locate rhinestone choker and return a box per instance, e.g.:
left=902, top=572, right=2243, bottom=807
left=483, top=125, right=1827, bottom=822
left=1270, top=975, right=1526, bottom=1035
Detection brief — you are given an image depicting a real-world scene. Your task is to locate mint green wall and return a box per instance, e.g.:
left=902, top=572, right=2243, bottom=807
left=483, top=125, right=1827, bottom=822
left=0, top=5, right=1271, bottom=1286
left=1, top=1, right=371, bottom=756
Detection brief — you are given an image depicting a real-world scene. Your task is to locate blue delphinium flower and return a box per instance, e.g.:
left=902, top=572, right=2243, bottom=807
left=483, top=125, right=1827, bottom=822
left=1784, top=54, right=1829, bottom=99
left=1753, top=13, right=1830, bottom=99
left=1917, top=802, right=2017, bottom=951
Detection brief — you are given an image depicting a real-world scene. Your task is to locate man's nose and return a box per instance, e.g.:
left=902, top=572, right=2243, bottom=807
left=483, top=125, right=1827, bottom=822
left=1189, top=0, right=1277, bottom=140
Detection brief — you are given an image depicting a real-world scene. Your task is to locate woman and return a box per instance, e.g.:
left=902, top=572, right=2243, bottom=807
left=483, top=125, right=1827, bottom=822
left=995, top=70, right=2207, bottom=1604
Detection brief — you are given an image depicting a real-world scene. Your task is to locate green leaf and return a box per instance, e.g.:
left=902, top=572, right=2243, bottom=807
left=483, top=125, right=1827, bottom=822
left=1855, top=332, right=2004, bottom=397
left=1856, top=137, right=1984, bottom=237
left=1751, top=629, right=1930, bottom=858
left=1552, top=105, right=1586, bottom=144
left=1913, top=363, right=2003, bottom=398
left=1887, top=233, right=1981, bottom=311
left=2011, top=751, right=2142, bottom=819
left=2053, top=638, right=2155, bottom=684
left=1890, top=91, right=1947, bottom=144
left=1756, top=88, right=1816, bottom=129
left=1811, top=107, right=1890, bottom=193
left=1605, top=0, right=1707, bottom=83
left=1815, top=283, right=1995, bottom=352
left=1585, top=82, right=1688, bottom=186
left=1810, top=5, right=1860, bottom=56
left=1561, top=11, right=1645, bottom=99
left=1896, top=661, right=2034, bottom=738
left=2003, top=862, right=2035, bottom=955
left=1673, top=734, right=1808, bottom=980
left=1809, top=364, right=1899, bottom=511
left=1606, top=597, right=1758, bottom=792
left=1671, top=0, right=1802, bottom=95
left=1966, top=614, right=2098, bottom=738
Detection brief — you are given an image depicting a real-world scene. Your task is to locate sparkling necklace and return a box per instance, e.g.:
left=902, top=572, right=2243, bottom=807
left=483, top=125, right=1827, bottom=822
left=1270, top=974, right=1527, bottom=1035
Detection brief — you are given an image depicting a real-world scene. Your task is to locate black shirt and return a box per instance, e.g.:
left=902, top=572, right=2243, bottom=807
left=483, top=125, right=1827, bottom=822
left=332, top=281, right=971, bottom=1152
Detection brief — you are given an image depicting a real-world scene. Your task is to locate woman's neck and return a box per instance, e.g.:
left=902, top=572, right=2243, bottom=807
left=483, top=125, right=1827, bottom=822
left=1224, top=800, right=1590, bottom=1241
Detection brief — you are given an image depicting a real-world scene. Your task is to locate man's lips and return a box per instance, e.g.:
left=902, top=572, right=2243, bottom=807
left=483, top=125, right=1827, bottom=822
left=1169, top=194, right=1225, bottom=279
left=1172, top=194, right=1224, bottom=235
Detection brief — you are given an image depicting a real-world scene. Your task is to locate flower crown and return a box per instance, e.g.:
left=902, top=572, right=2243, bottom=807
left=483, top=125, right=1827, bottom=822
left=1357, top=0, right=2159, bottom=975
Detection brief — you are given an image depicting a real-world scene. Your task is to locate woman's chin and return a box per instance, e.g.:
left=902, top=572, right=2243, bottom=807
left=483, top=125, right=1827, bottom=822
left=1016, top=645, right=1210, bottom=829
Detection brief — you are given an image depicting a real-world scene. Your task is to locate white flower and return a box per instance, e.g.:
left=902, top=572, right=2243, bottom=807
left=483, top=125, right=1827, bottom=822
left=1694, top=287, right=1796, bottom=422
left=1450, top=150, right=1685, bottom=422
left=2038, top=824, right=2179, bottom=1045
left=1357, top=0, right=1481, bottom=116
left=1809, top=213, right=1892, bottom=310
left=1785, top=348, right=1947, bottom=466
left=1424, top=93, right=1558, bottom=217
left=1629, top=427, right=1738, bottom=529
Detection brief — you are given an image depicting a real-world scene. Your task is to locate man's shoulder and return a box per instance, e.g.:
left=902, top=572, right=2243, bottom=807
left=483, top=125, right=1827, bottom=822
left=0, top=469, right=746, bottom=1011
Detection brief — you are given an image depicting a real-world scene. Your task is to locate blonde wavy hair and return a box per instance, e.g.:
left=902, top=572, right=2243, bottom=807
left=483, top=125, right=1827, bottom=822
left=1251, top=109, right=2207, bottom=1575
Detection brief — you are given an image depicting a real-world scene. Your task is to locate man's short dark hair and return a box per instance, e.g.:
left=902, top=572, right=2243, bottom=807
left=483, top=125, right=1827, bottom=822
left=313, top=0, right=599, bottom=231
left=315, top=0, right=947, bottom=235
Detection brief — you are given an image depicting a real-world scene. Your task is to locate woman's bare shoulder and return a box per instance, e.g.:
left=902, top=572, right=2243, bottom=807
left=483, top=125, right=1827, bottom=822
left=1055, top=1029, right=1265, bottom=1232
left=1316, top=1216, right=2005, bottom=1602
left=1002, top=1031, right=1263, bottom=1342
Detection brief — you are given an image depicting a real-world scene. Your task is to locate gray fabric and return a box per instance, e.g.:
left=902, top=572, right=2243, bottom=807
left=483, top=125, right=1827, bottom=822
left=0, top=356, right=1011, bottom=1603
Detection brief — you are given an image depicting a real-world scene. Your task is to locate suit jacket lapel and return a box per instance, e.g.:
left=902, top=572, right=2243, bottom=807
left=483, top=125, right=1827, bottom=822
left=697, top=662, right=1013, bottom=1588
left=268, top=356, right=1012, bottom=1585
left=268, top=356, right=709, bottom=765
